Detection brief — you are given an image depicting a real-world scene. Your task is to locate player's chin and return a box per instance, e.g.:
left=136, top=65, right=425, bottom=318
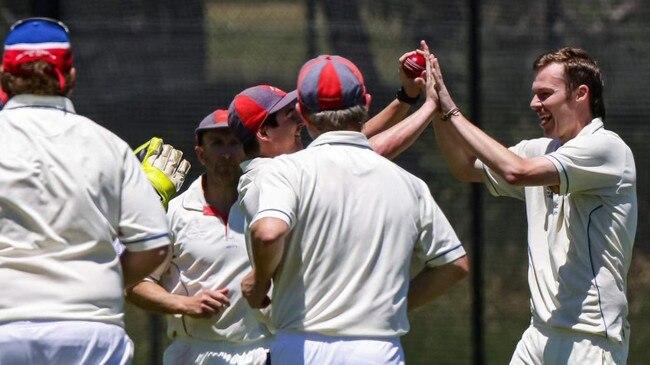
left=214, top=166, right=239, bottom=177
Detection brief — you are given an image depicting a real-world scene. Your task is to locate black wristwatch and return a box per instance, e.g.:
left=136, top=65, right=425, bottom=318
left=396, top=87, right=420, bottom=105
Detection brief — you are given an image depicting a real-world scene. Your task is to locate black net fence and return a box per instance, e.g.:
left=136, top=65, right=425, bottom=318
left=2, top=1, right=648, bottom=364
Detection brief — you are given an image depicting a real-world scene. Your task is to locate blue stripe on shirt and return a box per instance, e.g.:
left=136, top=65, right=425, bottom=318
left=122, top=232, right=168, bottom=244
left=587, top=204, right=608, bottom=339
left=425, top=243, right=464, bottom=264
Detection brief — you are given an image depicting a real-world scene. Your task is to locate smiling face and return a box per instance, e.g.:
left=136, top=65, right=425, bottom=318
left=260, top=102, right=304, bottom=157
left=195, top=128, right=245, bottom=184
left=530, top=62, right=589, bottom=144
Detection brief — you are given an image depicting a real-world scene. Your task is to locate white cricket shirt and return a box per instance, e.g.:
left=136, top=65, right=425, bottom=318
left=238, top=157, right=272, bottom=264
left=479, top=118, right=636, bottom=342
left=0, top=95, right=170, bottom=327
left=249, top=131, right=466, bottom=337
left=155, top=176, right=271, bottom=342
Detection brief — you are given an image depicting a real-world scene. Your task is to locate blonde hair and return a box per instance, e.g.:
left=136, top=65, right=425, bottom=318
left=306, top=105, right=368, bottom=133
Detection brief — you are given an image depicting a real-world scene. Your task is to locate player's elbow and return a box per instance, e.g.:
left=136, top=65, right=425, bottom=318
left=451, top=168, right=476, bottom=183
left=503, top=166, right=530, bottom=186
left=450, top=255, right=470, bottom=283
left=447, top=156, right=482, bottom=183
left=500, top=157, right=538, bottom=186
left=251, top=217, right=289, bottom=246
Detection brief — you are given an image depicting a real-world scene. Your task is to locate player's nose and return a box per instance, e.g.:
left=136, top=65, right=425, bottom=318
left=530, top=95, right=542, bottom=111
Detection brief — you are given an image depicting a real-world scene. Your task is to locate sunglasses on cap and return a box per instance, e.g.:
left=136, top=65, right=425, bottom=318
left=9, top=17, right=70, bottom=35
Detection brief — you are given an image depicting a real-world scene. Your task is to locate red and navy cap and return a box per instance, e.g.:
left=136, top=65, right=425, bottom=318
left=297, top=55, right=366, bottom=113
left=196, top=109, right=229, bottom=133
left=228, top=85, right=297, bottom=143
left=2, top=18, right=73, bottom=91
left=195, top=109, right=229, bottom=144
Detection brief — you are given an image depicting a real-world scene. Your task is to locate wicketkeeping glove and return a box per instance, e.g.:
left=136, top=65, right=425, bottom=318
left=134, top=137, right=191, bottom=209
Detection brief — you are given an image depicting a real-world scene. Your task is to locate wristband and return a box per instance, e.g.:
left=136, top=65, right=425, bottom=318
left=441, top=107, right=461, bottom=121
left=396, top=87, right=420, bottom=105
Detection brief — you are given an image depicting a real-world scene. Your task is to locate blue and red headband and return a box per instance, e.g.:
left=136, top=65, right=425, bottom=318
left=2, top=18, right=73, bottom=91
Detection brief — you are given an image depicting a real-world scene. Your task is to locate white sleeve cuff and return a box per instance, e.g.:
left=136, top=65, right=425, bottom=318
left=251, top=209, right=292, bottom=228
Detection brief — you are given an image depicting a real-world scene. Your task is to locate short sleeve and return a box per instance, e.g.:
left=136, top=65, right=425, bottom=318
left=415, top=182, right=466, bottom=268
left=479, top=138, right=557, bottom=200
left=118, top=150, right=170, bottom=252
left=544, top=134, right=628, bottom=196
left=250, top=158, right=299, bottom=229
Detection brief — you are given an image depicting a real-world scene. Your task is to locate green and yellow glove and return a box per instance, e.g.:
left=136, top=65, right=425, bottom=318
left=134, top=137, right=191, bottom=209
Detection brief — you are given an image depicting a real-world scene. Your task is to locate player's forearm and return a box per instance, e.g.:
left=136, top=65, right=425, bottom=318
left=407, top=256, right=469, bottom=311
left=362, top=99, right=411, bottom=138
left=125, top=280, right=187, bottom=315
left=445, top=112, right=531, bottom=183
left=370, top=99, right=435, bottom=160
left=120, top=246, right=169, bottom=288
left=433, top=117, right=483, bottom=182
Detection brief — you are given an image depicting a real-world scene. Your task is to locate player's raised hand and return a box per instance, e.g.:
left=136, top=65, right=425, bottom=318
left=398, top=51, right=423, bottom=99
left=134, top=137, right=191, bottom=209
left=416, top=40, right=438, bottom=109
left=182, top=288, right=231, bottom=319
left=421, top=40, right=458, bottom=117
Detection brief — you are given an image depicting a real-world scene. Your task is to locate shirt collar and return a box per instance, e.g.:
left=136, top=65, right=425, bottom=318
left=576, top=118, right=604, bottom=137
left=181, top=175, right=231, bottom=219
left=240, top=157, right=271, bottom=175
left=4, top=94, right=75, bottom=113
left=307, top=130, right=372, bottom=150
left=182, top=175, right=208, bottom=212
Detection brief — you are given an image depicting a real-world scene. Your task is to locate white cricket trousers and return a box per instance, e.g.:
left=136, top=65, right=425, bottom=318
left=271, top=331, right=405, bottom=365
left=509, top=323, right=629, bottom=365
left=163, top=337, right=270, bottom=365
left=0, top=320, right=133, bottom=365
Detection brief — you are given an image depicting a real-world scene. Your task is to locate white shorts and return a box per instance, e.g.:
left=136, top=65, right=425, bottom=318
left=509, top=323, right=628, bottom=365
left=0, top=320, right=133, bottom=365
left=163, top=337, right=270, bottom=365
left=271, top=331, right=405, bottom=365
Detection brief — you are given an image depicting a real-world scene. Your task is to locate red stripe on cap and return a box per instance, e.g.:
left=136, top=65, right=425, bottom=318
left=234, top=95, right=269, bottom=133
left=264, top=85, right=286, bottom=97
left=213, top=109, right=229, bottom=124
left=318, top=61, right=343, bottom=110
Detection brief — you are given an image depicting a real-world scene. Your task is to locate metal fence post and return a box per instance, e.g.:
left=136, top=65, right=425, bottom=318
left=469, top=0, right=484, bottom=364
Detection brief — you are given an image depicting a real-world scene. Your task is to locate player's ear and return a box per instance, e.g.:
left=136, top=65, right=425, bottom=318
left=296, top=103, right=312, bottom=126
left=575, top=84, right=589, bottom=101
left=69, top=67, right=76, bottom=84
left=363, top=93, right=372, bottom=111
left=257, top=124, right=270, bottom=140
left=194, top=144, right=206, bottom=166
left=66, top=67, right=77, bottom=96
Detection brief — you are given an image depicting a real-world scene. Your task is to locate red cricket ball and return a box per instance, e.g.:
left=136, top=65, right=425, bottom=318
left=402, top=52, right=426, bottom=79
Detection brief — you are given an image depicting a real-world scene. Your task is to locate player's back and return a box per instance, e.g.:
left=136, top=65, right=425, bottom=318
left=255, top=131, right=440, bottom=338
left=0, top=94, right=142, bottom=326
